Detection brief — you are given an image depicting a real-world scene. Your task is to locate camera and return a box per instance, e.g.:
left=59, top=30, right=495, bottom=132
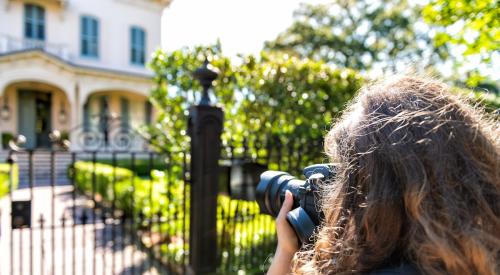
left=255, top=164, right=335, bottom=244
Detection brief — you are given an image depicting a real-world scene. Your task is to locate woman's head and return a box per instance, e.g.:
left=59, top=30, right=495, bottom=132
left=293, top=76, right=500, bottom=274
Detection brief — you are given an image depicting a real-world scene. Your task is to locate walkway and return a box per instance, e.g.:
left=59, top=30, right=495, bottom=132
left=0, top=185, right=164, bottom=275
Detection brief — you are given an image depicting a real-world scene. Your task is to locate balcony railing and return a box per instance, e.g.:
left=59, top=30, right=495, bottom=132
left=0, top=34, right=71, bottom=61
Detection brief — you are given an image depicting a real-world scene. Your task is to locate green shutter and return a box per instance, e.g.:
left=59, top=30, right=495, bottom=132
left=81, top=16, right=99, bottom=57
left=83, top=100, right=90, bottom=131
left=120, top=98, right=130, bottom=131
left=131, top=27, right=146, bottom=65
left=99, top=96, right=108, bottom=132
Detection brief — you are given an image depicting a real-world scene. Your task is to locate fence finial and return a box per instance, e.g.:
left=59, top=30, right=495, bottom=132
left=193, top=58, right=219, bottom=106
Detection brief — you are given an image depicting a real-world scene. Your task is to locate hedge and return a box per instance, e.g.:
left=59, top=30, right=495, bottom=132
left=0, top=163, right=18, bottom=198
left=71, top=161, right=276, bottom=273
left=94, top=158, right=166, bottom=177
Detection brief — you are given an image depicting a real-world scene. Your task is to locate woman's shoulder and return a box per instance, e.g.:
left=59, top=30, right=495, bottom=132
left=366, top=262, right=420, bottom=275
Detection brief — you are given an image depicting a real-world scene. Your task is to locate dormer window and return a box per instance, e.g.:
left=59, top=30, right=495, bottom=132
left=24, top=4, right=45, bottom=41
left=81, top=16, right=99, bottom=58
left=130, top=26, right=146, bottom=65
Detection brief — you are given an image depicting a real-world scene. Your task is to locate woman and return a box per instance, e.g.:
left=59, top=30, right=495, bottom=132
left=268, top=76, right=500, bottom=274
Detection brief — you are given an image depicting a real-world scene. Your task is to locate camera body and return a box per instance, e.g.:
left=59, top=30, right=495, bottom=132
left=256, top=164, right=335, bottom=244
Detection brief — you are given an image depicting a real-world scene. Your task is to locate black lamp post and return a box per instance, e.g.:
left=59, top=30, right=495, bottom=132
left=192, top=58, right=219, bottom=105
left=1, top=95, right=11, bottom=121
left=59, top=101, right=67, bottom=124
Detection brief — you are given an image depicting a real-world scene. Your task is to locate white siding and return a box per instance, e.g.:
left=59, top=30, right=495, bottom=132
left=0, top=0, right=164, bottom=75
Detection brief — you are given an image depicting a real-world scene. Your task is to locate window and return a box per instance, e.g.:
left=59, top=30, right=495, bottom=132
left=130, top=27, right=146, bottom=65
left=24, top=4, right=45, bottom=40
left=81, top=16, right=99, bottom=57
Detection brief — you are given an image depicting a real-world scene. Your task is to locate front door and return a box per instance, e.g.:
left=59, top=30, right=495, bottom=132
left=18, top=90, right=52, bottom=148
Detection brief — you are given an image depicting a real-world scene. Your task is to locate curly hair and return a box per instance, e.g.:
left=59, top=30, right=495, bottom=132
left=292, top=76, right=500, bottom=274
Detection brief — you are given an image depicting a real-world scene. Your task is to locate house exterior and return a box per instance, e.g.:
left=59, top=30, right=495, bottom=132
left=0, top=0, right=170, bottom=151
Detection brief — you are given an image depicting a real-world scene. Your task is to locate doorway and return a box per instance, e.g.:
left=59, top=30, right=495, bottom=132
left=18, top=90, right=52, bottom=148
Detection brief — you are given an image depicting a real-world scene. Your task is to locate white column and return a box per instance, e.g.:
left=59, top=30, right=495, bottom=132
left=69, top=83, right=81, bottom=151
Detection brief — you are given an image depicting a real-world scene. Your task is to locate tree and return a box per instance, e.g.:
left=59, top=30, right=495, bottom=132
left=422, top=0, right=499, bottom=85
left=145, top=44, right=240, bottom=153
left=236, top=52, right=362, bottom=140
left=265, top=0, right=447, bottom=72
left=423, top=0, right=499, bottom=59
left=144, top=45, right=363, bottom=156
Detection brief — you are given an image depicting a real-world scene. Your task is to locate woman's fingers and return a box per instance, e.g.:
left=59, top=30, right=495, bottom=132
left=275, top=190, right=300, bottom=255
left=277, top=190, right=293, bottom=222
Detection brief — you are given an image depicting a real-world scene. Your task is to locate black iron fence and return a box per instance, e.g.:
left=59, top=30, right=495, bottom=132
left=216, top=136, right=326, bottom=274
left=1, top=147, right=190, bottom=275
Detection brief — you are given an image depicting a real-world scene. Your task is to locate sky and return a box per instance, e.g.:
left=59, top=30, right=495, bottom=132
left=161, top=0, right=498, bottom=81
left=161, top=0, right=328, bottom=58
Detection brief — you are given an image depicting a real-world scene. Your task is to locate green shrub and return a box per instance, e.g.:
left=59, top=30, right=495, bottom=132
left=216, top=195, right=276, bottom=274
left=72, top=161, right=136, bottom=212
left=0, top=163, right=18, bottom=197
left=71, top=161, right=276, bottom=273
left=71, top=161, right=187, bottom=216
left=93, top=158, right=165, bottom=177
left=1, top=132, right=13, bottom=150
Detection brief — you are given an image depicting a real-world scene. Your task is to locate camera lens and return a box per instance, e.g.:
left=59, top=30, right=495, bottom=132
left=256, top=164, right=336, bottom=244
left=286, top=207, right=316, bottom=244
left=256, top=171, right=304, bottom=217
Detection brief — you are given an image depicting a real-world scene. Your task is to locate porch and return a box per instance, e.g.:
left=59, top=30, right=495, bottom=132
left=0, top=50, right=155, bottom=152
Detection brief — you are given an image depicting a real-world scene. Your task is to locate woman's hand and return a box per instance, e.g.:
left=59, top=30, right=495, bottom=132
left=267, top=190, right=300, bottom=275
left=276, top=190, right=300, bottom=254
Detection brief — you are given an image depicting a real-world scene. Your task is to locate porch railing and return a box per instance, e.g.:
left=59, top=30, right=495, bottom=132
left=0, top=34, right=71, bottom=61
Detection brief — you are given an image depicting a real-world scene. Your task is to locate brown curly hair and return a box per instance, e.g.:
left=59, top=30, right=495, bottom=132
left=292, top=76, right=500, bottom=274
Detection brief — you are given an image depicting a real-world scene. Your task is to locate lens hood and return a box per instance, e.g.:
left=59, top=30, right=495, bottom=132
left=256, top=171, right=289, bottom=215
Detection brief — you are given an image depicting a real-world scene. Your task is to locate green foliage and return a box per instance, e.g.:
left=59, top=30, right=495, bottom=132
left=72, top=161, right=137, bottom=212
left=146, top=43, right=238, bottom=153
left=453, top=86, right=500, bottom=112
left=147, top=45, right=363, bottom=152
left=423, top=0, right=499, bottom=84
left=423, top=0, right=499, bottom=57
left=92, top=158, right=165, bottom=177
left=264, top=0, right=447, bottom=71
left=236, top=53, right=362, bottom=140
left=1, top=132, right=14, bottom=149
left=217, top=195, right=276, bottom=274
left=72, top=161, right=186, bottom=215
left=0, top=163, right=18, bottom=197
left=72, top=161, right=189, bottom=262
left=71, top=161, right=276, bottom=273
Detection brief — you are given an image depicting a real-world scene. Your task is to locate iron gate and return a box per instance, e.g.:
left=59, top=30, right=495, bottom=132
left=0, top=131, right=189, bottom=275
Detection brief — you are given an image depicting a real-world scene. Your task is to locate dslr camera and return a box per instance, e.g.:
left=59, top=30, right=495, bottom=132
left=255, top=164, right=335, bottom=244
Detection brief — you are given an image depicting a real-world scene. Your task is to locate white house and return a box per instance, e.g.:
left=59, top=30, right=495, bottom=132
left=0, top=0, right=171, bottom=151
